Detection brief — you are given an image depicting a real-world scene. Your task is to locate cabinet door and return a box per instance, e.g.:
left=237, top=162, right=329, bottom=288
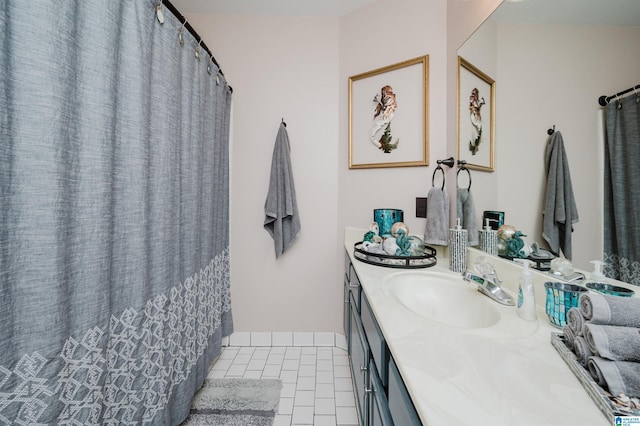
left=349, top=267, right=362, bottom=313
left=361, top=291, right=388, bottom=388
left=368, top=358, right=393, bottom=426
left=388, top=357, right=422, bottom=425
left=344, top=275, right=350, bottom=344
left=349, top=294, right=369, bottom=426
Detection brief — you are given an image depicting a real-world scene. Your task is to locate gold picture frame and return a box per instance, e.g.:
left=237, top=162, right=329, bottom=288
left=348, top=55, right=429, bottom=169
left=457, top=56, right=495, bottom=172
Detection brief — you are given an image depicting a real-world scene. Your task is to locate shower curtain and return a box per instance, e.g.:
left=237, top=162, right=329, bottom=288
left=603, top=94, right=640, bottom=285
left=0, top=1, right=233, bottom=424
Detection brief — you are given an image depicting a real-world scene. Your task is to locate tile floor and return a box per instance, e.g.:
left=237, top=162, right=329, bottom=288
left=208, top=345, right=359, bottom=426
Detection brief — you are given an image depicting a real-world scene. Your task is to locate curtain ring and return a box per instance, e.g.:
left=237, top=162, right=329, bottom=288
left=457, top=166, right=472, bottom=190
left=178, top=23, right=185, bottom=46
left=432, top=166, right=445, bottom=190
left=156, top=0, right=165, bottom=24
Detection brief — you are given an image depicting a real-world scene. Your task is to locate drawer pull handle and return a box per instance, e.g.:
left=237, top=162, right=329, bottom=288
left=364, top=386, right=372, bottom=394
left=349, top=284, right=359, bottom=289
left=360, top=365, right=368, bottom=373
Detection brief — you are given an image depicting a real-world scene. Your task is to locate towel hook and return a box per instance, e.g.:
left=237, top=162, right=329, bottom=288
left=281, top=118, right=286, bottom=127
left=547, top=125, right=555, bottom=136
left=457, top=160, right=472, bottom=190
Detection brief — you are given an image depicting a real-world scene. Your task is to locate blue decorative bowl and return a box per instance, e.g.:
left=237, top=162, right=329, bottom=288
left=373, top=209, right=404, bottom=237
left=544, top=282, right=588, bottom=328
left=585, top=282, right=635, bottom=298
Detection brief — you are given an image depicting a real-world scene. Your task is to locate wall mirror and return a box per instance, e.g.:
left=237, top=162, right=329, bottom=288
left=457, top=0, right=640, bottom=274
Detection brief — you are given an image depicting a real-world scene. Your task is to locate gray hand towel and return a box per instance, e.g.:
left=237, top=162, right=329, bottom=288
left=542, top=131, right=579, bottom=260
left=583, top=323, right=640, bottom=362
left=567, top=307, right=587, bottom=336
left=264, top=123, right=301, bottom=258
left=456, top=188, right=479, bottom=246
left=573, top=336, right=593, bottom=367
left=588, top=356, right=640, bottom=398
left=424, top=187, right=449, bottom=246
left=579, top=292, right=640, bottom=327
left=562, top=325, right=576, bottom=351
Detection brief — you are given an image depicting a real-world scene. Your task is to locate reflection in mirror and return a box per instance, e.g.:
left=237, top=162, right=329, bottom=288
left=457, top=0, right=640, bottom=278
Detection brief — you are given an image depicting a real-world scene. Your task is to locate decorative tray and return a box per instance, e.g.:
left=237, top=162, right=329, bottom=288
left=353, top=242, right=437, bottom=269
left=550, top=332, right=630, bottom=419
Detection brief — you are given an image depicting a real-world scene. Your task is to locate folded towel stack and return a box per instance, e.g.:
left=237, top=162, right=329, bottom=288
left=565, top=292, right=640, bottom=398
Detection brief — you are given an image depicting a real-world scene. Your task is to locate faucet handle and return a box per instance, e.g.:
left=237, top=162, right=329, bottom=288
left=473, top=256, right=495, bottom=276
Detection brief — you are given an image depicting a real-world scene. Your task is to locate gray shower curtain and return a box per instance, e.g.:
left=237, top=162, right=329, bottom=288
left=603, top=94, right=640, bottom=285
left=0, top=1, right=232, bottom=424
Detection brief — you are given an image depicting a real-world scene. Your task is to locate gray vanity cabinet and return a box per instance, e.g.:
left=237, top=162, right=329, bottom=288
left=344, top=254, right=422, bottom=426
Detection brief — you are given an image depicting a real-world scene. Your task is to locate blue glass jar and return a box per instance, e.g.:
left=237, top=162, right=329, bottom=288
left=373, top=209, right=404, bottom=237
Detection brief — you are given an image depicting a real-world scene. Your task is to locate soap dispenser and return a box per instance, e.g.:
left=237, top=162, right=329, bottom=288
left=588, top=260, right=607, bottom=283
left=479, top=218, right=498, bottom=255
left=449, top=218, right=468, bottom=273
left=514, top=259, right=536, bottom=321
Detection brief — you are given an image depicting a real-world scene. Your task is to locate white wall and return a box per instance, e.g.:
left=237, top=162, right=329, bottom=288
left=338, top=0, right=448, bottom=255
left=494, top=23, right=640, bottom=270
left=187, top=14, right=341, bottom=332
left=184, top=0, right=502, bottom=334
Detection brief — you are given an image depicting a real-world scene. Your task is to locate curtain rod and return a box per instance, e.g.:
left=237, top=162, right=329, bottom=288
left=164, top=0, right=233, bottom=93
left=598, top=84, right=639, bottom=106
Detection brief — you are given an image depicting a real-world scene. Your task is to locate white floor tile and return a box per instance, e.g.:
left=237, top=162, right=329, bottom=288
left=298, top=365, right=316, bottom=377
left=218, top=345, right=359, bottom=426
left=335, top=391, right=355, bottom=407
left=300, top=354, right=317, bottom=365
left=229, top=332, right=250, bottom=346
left=334, top=377, right=354, bottom=392
left=246, top=358, right=267, bottom=371
left=333, top=366, right=351, bottom=378
left=282, top=359, right=300, bottom=371
left=314, top=415, right=337, bottom=426
left=297, top=376, right=316, bottom=390
left=292, top=406, right=314, bottom=424
left=314, top=398, right=336, bottom=415
left=279, top=397, right=294, bottom=415
left=315, top=383, right=334, bottom=398
left=316, top=360, right=333, bottom=371
left=262, top=364, right=282, bottom=378
left=242, top=370, right=262, bottom=379
left=280, top=370, right=298, bottom=384
left=316, top=371, right=334, bottom=384
left=294, top=389, right=315, bottom=406
left=335, top=406, right=359, bottom=425
left=273, top=414, right=292, bottom=426
left=281, top=382, right=296, bottom=398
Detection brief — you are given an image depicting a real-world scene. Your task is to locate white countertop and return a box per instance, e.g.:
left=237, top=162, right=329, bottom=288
left=344, top=227, right=611, bottom=426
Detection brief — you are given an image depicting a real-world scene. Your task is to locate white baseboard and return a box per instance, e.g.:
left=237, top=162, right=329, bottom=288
left=222, top=332, right=347, bottom=351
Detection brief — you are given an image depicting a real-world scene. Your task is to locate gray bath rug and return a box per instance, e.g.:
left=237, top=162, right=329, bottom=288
left=181, top=378, right=282, bottom=426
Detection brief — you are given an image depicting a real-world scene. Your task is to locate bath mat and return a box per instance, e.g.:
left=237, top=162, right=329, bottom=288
left=181, top=378, right=282, bottom=426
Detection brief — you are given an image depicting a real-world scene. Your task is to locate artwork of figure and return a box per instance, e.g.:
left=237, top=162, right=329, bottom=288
left=468, top=87, right=485, bottom=155
left=371, top=85, right=399, bottom=153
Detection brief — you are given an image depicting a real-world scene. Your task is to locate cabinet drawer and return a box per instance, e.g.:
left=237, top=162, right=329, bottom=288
left=344, top=276, right=350, bottom=340
left=361, top=291, right=388, bottom=387
left=388, top=357, right=422, bottom=425
left=349, top=270, right=362, bottom=314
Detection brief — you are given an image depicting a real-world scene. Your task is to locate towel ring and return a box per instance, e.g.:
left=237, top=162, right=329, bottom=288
left=432, top=165, right=445, bottom=190
left=457, top=160, right=471, bottom=190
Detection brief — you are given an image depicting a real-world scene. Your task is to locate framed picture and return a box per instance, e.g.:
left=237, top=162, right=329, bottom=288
left=457, top=56, right=495, bottom=172
left=348, top=55, right=429, bottom=169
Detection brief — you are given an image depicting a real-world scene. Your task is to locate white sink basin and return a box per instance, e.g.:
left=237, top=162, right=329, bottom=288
left=382, top=271, right=501, bottom=329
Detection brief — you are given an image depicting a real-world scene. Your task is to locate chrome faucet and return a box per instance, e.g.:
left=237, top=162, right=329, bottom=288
left=462, top=269, right=515, bottom=306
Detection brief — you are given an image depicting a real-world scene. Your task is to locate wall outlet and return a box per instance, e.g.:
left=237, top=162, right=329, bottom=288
left=415, top=197, right=427, bottom=218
